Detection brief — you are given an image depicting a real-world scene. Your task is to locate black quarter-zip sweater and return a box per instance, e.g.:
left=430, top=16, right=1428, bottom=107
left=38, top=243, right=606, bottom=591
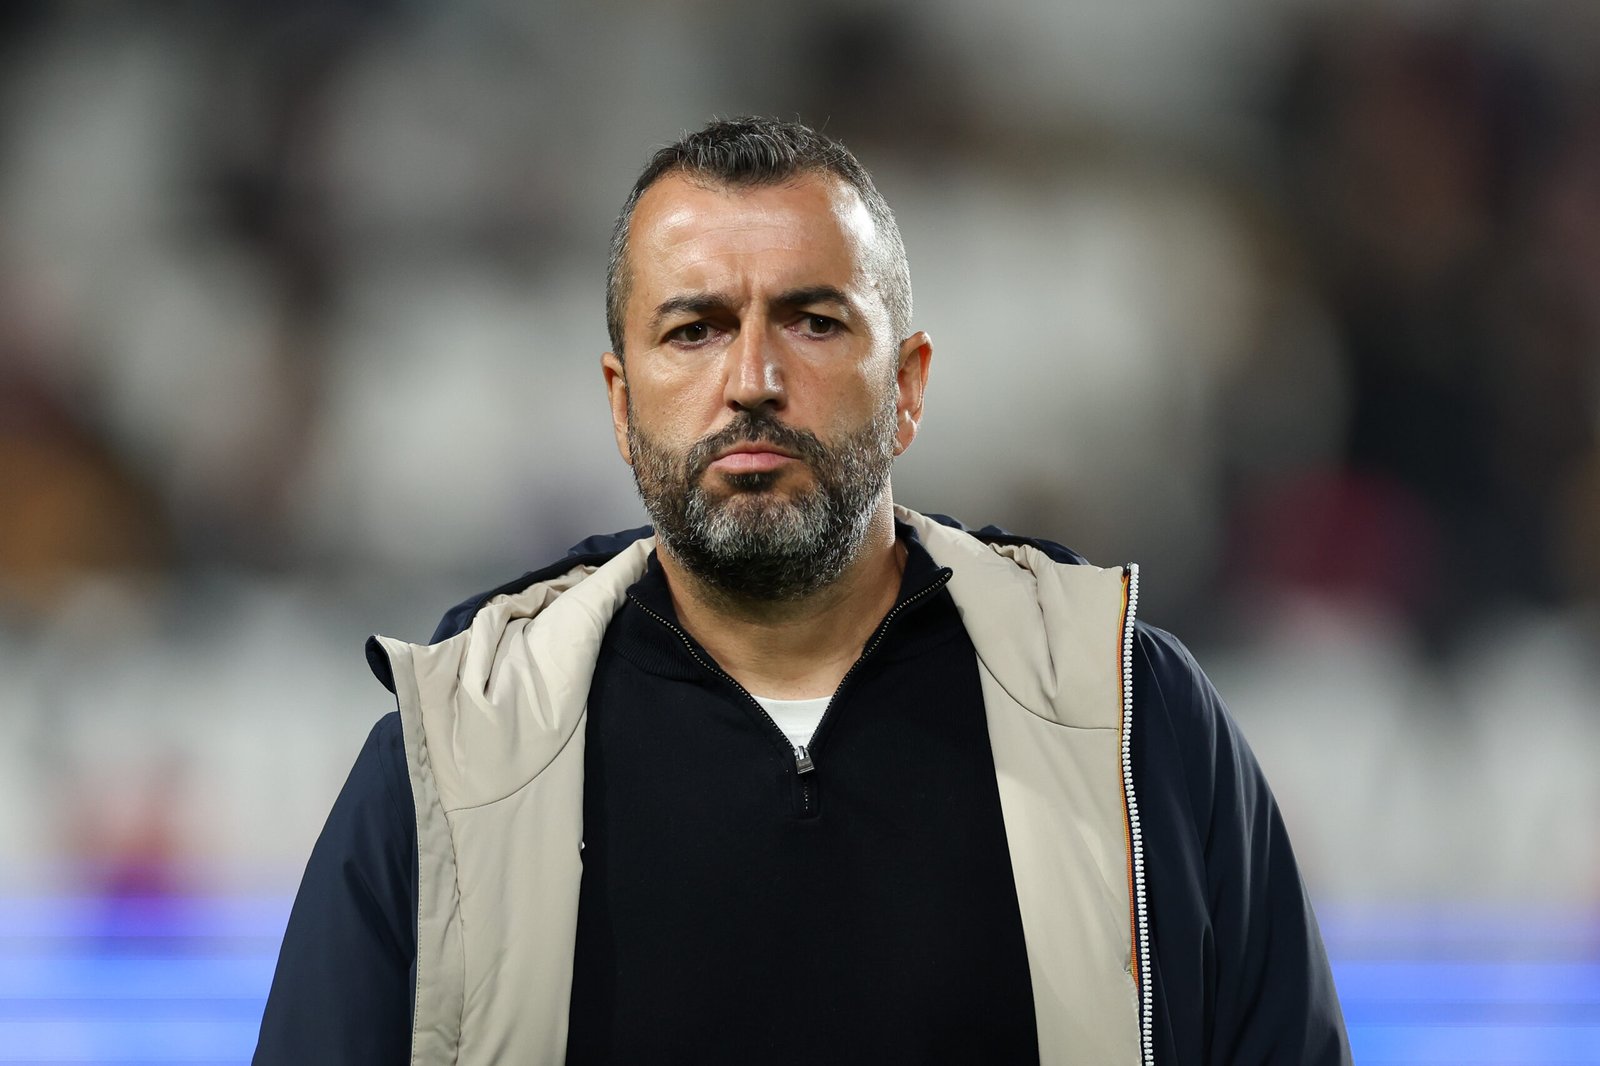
left=255, top=519, right=1352, bottom=1065
left=565, top=537, right=1037, bottom=1063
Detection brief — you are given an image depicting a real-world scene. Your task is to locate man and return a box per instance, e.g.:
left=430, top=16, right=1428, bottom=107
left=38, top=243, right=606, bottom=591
left=255, top=118, right=1350, bottom=1065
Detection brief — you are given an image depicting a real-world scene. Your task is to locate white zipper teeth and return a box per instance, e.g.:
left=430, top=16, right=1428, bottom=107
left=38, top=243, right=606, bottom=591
left=1120, top=563, right=1152, bottom=1066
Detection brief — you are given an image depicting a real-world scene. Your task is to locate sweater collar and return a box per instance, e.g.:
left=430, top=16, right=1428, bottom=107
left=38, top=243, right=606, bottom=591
left=613, top=519, right=955, bottom=682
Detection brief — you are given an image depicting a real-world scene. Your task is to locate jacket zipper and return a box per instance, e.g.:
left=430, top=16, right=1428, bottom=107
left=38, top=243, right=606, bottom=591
left=1118, top=562, right=1153, bottom=1066
left=627, top=567, right=952, bottom=816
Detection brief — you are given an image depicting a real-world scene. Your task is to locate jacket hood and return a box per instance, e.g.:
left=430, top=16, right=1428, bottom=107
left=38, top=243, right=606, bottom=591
left=366, top=536, right=657, bottom=810
left=367, top=507, right=1124, bottom=810
left=895, top=508, right=1128, bottom=729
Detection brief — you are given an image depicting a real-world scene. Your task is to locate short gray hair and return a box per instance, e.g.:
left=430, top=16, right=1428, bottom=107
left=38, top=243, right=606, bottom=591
left=605, top=117, right=912, bottom=358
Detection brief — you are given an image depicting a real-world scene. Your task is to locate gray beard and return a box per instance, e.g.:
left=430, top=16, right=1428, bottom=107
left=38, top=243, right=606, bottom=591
left=628, top=401, right=897, bottom=603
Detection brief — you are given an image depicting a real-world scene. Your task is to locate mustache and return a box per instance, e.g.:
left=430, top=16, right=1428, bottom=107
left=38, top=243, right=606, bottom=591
left=685, top=411, right=825, bottom=477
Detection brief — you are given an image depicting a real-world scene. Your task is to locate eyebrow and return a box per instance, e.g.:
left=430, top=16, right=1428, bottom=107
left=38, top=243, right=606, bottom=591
left=648, top=293, right=727, bottom=333
left=773, top=285, right=853, bottom=314
left=647, top=285, right=856, bottom=334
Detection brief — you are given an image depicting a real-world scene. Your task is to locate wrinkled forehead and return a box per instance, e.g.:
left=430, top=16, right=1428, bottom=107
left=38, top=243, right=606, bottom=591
left=627, top=172, right=881, bottom=290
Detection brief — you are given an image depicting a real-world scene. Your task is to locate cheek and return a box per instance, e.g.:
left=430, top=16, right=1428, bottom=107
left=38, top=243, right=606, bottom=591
left=824, top=360, right=897, bottom=419
left=627, top=380, right=716, bottom=446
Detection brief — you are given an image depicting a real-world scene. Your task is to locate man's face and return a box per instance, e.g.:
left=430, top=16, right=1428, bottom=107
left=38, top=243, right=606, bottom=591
left=602, top=172, right=930, bottom=600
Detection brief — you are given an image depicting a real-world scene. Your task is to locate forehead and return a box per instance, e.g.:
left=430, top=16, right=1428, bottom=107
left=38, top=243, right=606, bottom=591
left=624, top=172, right=879, bottom=312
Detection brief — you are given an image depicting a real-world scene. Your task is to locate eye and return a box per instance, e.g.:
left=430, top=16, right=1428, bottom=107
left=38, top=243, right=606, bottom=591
left=800, top=314, right=839, bottom=337
left=666, top=322, right=712, bottom=345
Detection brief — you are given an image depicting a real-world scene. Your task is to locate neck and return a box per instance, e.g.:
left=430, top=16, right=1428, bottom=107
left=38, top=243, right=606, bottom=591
left=656, top=504, right=904, bottom=699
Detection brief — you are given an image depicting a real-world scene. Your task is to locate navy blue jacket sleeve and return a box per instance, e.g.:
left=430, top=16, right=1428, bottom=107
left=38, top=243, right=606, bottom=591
left=1135, top=624, right=1351, bottom=1065
left=254, top=712, right=417, bottom=1065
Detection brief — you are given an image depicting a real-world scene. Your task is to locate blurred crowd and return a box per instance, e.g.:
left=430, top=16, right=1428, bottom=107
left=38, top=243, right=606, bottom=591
left=0, top=1, right=1596, bottom=900
left=1265, top=6, right=1600, bottom=642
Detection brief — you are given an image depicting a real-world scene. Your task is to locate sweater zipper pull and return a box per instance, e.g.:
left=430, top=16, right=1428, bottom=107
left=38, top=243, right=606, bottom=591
left=795, top=746, right=815, bottom=774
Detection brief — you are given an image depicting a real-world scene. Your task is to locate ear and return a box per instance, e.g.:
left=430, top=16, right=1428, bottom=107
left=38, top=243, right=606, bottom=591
left=602, top=351, right=632, bottom=465
left=892, top=331, right=932, bottom=456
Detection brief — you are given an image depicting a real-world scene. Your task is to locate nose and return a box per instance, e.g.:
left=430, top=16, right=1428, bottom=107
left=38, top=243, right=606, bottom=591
left=722, top=322, right=785, bottom=413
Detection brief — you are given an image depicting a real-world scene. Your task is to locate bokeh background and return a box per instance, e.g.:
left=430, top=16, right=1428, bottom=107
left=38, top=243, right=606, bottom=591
left=2, top=0, right=1598, bottom=1062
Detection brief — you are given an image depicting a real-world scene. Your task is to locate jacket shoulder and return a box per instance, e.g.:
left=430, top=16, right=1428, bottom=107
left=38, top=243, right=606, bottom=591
left=1129, top=620, right=1238, bottom=835
left=918, top=513, right=1093, bottom=567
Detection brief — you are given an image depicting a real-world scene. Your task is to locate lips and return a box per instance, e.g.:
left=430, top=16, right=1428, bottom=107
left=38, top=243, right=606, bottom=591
left=686, top=413, right=818, bottom=480
left=709, top=445, right=796, bottom=474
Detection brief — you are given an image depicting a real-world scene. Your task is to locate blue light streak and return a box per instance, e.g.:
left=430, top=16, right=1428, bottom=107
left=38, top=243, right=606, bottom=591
left=0, top=897, right=1592, bottom=1064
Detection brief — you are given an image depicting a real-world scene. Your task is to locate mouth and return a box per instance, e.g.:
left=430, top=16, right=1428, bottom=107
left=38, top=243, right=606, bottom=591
left=707, top=443, right=799, bottom=475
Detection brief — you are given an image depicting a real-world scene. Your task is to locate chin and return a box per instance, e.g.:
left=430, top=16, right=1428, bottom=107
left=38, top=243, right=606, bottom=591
left=717, top=470, right=784, bottom=493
